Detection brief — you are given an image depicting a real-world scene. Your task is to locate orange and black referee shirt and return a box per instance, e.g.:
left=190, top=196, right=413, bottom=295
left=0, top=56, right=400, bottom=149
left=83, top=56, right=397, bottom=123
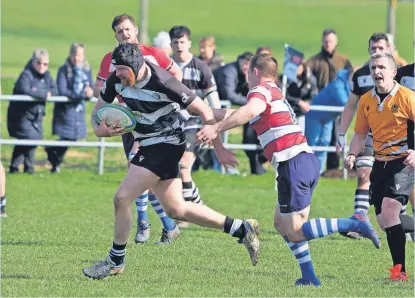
left=354, top=82, right=415, bottom=161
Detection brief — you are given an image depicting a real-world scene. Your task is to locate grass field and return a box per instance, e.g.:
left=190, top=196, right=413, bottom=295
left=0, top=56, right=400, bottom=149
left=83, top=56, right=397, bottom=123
left=1, top=171, right=414, bottom=297
left=1, top=0, right=415, bottom=296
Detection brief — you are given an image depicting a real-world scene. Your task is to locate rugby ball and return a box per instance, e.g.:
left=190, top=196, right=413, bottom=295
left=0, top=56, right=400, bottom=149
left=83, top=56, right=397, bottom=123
left=96, top=104, right=137, bottom=132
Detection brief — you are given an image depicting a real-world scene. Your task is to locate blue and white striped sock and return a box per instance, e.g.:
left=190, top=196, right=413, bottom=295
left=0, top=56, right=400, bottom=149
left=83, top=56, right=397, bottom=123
left=135, top=191, right=149, bottom=224
left=283, top=236, right=317, bottom=281
left=302, top=218, right=358, bottom=240
left=148, top=193, right=176, bottom=232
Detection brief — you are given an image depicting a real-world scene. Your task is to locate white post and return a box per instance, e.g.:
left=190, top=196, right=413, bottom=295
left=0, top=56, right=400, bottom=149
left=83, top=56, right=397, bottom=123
left=98, top=137, right=105, bottom=175
left=138, top=0, right=149, bottom=44
left=342, top=134, right=348, bottom=180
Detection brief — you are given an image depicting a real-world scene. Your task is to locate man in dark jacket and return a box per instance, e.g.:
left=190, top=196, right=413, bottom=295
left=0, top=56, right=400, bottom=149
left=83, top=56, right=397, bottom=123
left=7, top=49, right=57, bottom=174
left=214, top=51, right=267, bottom=175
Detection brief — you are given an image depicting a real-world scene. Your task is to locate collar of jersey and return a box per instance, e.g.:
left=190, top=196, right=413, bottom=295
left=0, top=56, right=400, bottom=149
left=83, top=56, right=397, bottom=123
left=371, top=81, right=400, bottom=111
left=175, top=54, right=193, bottom=70
left=135, top=64, right=152, bottom=89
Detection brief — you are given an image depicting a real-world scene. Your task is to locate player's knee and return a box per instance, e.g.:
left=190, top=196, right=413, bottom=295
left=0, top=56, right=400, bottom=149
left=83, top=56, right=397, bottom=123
left=113, top=189, right=133, bottom=209
left=381, top=199, right=401, bottom=220
left=273, top=218, right=283, bottom=233
left=357, top=167, right=371, bottom=186
left=285, top=231, right=303, bottom=243
left=164, top=204, right=185, bottom=220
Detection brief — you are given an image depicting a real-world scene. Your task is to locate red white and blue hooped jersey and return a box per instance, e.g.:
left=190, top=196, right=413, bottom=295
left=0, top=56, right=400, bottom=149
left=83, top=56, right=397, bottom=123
left=247, top=82, right=312, bottom=164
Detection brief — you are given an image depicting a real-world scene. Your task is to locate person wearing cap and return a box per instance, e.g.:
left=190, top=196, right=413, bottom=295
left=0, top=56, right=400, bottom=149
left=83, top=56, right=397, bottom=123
left=82, top=43, right=260, bottom=280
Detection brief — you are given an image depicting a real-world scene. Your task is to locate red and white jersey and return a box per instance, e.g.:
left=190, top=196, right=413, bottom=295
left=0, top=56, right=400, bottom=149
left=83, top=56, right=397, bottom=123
left=96, top=44, right=174, bottom=82
left=248, top=82, right=312, bottom=164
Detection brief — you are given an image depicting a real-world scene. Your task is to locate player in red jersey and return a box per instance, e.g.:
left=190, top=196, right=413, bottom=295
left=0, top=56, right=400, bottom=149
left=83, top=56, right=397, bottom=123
left=93, top=14, right=182, bottom=245
left=197, top=54, right=380, bottom=286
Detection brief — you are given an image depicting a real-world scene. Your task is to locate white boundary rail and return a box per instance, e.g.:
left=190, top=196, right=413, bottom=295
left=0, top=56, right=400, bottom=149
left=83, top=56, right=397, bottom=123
left=0, top=95, right=348, bottom=178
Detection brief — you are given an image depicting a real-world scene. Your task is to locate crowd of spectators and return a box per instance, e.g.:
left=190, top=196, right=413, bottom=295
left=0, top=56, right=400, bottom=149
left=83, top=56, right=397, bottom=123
left=5, top=27, right=410, bottom=176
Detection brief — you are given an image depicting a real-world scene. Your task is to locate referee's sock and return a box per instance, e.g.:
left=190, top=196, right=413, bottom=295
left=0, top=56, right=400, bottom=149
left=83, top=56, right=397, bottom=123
left=385, top=224, right=406, bottom=272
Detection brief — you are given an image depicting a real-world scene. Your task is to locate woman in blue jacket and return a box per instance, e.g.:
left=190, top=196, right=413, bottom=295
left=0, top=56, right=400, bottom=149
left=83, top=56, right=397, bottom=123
left=45, top=43, right=93, bottom=173
left=305, top=68, right=352, bottom=173
left=8, top=49, right=57, bottom=174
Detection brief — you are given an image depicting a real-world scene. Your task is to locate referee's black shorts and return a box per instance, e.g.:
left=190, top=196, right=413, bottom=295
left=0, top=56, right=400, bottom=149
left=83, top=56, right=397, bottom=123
left=369, top=157, right=414, bottom=215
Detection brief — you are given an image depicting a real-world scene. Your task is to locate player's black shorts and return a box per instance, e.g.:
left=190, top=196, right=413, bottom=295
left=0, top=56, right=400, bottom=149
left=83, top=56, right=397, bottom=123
left=130, top=142, right=185, bottom=180
left=122, top=132, right=135, bottom=159
left=369, top=157, right=414, bottom=215
left=184, top=129, right=200, bottom=153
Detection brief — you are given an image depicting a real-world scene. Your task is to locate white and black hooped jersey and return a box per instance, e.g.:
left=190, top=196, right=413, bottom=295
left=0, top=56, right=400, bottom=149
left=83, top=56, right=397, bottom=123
left=351, top=64, right=373, bottom=96
left=100, top=62, right=196, bottom=147
left=177, top=55, right=216, bottom=130
left=396, top=63, right=414, bottom=91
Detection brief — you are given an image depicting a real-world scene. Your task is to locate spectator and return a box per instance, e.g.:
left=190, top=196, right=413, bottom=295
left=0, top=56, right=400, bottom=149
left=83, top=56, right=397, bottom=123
left=0, top=161, right=6, bottom=218
left=7, top=49, right=57, bottom=174
left=306, top=28, right=352, bottom=174
left=285, top=64, right=317, bottom=131
left=45, top=43, right=93, bottom=173
left=386, top=33, right=408, bottom=67
left=198, top=35, right=225, bottom=70
left=256, top=46, right=281, bottom=86
left=153, top=31, right=172, bottom=57
left=256, top=46, right=272, bottom=55
left=197, top=35, right=225, bottom=172
left=305, top=67, right=352, bottom=173
left=215, top=51, right=267, bottom=175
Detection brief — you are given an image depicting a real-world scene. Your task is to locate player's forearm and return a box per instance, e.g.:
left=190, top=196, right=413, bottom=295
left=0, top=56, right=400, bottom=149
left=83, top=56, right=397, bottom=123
left=169, top=62, right=183, bottom=81
left=213, top=108, right=236, bottom=122
left=338, top=94, right=359, bottom=134
left=348, top=133, right=367, bottom=156
left=93, top=80, right=105, bottom=98
left=91, top=98, right=106, bottom=130
left=217, top=106, right=252, bottom=133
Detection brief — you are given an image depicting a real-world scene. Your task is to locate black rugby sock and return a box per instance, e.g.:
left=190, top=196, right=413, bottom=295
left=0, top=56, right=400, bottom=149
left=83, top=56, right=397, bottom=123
left=385, top=224, right=406, bottom=272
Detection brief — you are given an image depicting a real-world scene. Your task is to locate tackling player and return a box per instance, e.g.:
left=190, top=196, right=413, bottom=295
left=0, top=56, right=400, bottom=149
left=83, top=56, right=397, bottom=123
left=197, top=53, right=379, bottom=286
